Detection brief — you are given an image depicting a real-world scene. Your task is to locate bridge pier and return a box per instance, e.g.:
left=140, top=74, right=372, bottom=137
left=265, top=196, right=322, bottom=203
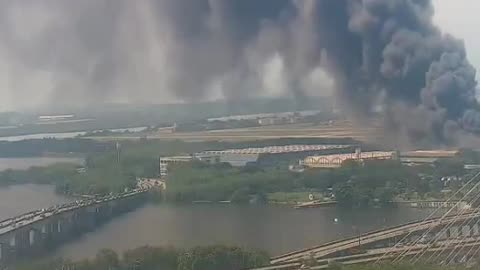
left=9, top=235, right=15, bottom=248
left=0, top=242, right=8, bottom=266
left=69, top=208, right=94, bottom=232
left=29, top=229, right=36, bottom=246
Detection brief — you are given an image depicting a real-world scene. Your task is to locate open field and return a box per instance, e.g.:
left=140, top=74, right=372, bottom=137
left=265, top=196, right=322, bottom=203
left=87, top=121, right=383, bottom=143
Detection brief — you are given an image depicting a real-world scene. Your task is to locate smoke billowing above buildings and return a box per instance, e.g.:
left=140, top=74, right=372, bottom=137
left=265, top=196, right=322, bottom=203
left=0, top=0, right=479, bottom=147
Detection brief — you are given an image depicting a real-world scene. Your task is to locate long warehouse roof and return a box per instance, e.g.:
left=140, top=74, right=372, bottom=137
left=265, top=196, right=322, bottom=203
left=201, top=144, right=350, bottom=155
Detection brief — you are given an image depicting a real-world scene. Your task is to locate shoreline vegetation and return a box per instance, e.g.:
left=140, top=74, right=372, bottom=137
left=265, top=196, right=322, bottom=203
left=0, top=156, right=469, bottom=209
left=15, top=245, right=269, bottom=270
left=13, top=244, right=476, bottom=270
left=0, top=138, right=477, bottom=208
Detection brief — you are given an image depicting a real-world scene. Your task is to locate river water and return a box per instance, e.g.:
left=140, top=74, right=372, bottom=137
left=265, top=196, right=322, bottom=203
left=0, top=157, right=84, bottom=171
left=0, top=184, right=73, bottom=220
left=0, top=184, right=434, bottom=260
left=0, top=185, right=434, bottom=259
left=0, top=126, right=147, bottom=142
left=52, top=203, right=434, bottom=259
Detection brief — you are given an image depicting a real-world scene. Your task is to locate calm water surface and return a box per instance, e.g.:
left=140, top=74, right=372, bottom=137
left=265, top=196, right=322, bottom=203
left=0, top=184, right=436, bottom=260
left=0, top=157, right=84, bottom=171
left=54, top=203, right=434, bottom=259
left=0, top=127, right=147, bottom=142
left=0, top=184, right=72, bottom=220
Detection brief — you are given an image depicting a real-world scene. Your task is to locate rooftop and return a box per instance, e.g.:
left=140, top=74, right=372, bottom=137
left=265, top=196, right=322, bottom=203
left=400, top=150, right=459, bottom=158
left=201, top=144, right=350, bottom=155
left=303, top=151, right=395, bottom=168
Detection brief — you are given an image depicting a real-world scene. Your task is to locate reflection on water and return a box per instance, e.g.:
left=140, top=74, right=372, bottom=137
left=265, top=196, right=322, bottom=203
left=54, top=203, right=433, bottom=259
left=0, top=157, right=84, bottom=171
left=0, top=184, right=73, bottom=220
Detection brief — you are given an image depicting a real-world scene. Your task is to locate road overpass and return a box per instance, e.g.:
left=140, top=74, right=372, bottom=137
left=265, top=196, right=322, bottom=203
left=0, top=188, right=150, bottom=266
left=249, top=211, right=480, bottom=270
left=271, top=211, right=480, bottom=264
left=253, top=237, right=480, bottom=270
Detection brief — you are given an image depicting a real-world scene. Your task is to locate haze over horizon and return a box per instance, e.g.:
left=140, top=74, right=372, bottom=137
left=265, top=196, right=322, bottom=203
left=0, top=0, right=476, bottom=112
left=2, top=0, right=480, bottom=147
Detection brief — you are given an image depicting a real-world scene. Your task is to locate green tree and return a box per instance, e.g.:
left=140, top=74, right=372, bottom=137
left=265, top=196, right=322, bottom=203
left=177, top=246, right=268, bottom=270
left=123, top=246, right=178, bottom=270
left=94, top=249, right=120, bottom=270
left=230, top=187, right=251, bottom=203
left=435, top=158, right=465, bottom=177
left=334, top=183, right=355, bottom=207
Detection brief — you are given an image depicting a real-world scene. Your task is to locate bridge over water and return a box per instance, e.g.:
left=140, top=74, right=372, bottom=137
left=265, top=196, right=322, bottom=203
left=252, top=211, right=480, bottom=270
left=0, top=188, right=149, bottom=266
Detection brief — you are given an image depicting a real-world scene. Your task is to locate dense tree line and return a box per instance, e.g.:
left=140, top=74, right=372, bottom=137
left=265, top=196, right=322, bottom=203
left=167, top=158, right=469, bottom=207
left=0, top=163, right=137, bottom=195
left=0, top=151, right=159, bottom=195
left=15, top=245, right=269, bottom=270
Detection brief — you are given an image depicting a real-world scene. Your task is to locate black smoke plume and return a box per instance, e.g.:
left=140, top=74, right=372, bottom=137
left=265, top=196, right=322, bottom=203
left=0, top=0, right=479, bottom=147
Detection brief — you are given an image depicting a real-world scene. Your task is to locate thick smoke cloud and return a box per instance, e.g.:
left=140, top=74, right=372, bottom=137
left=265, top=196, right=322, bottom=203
left=0, top=0, right=479, bottom=147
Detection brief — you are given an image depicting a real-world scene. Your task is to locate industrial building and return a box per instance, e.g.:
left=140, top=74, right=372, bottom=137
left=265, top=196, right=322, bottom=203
left=302, top=149, right=461, bottom=169
left=302, top=149, right=396, bottom=168
left=399, top=150, right=459, bottom=165
left=159, top=144, right=352, bottom=177
left=160, top=156, right=193, bottom=178
left=159, top=154, right=220, bottom=177
left=200, top=144, right=353, bottom=167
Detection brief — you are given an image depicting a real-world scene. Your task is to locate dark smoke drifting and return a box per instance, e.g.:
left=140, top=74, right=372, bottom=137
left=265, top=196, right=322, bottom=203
left=0, top=0, right=479, bottom=147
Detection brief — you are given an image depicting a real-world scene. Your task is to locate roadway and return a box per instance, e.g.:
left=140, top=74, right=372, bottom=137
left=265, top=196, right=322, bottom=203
left=0, top=188, right=148, bottom=236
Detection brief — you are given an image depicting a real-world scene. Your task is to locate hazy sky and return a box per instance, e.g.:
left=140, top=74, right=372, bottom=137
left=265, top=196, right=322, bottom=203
left=434, top=0, right=480, bottom=80
left=0, top=1, right=478, bottom=112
